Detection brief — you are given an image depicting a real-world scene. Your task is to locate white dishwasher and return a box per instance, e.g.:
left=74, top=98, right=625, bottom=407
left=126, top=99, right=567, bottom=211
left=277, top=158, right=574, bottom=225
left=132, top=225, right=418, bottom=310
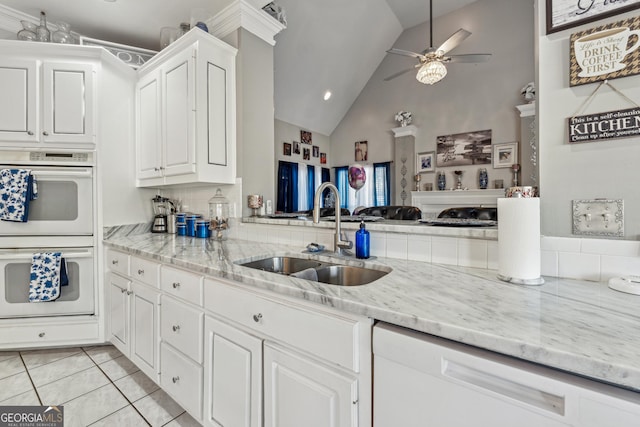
left=373, top=322, right=640, bottom=427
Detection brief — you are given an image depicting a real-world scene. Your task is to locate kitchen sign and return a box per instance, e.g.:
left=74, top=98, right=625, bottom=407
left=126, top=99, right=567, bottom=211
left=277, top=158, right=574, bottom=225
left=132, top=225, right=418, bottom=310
left=568, top=107, right=640, bottom=143
left=570, top=17, right=640, bottom=86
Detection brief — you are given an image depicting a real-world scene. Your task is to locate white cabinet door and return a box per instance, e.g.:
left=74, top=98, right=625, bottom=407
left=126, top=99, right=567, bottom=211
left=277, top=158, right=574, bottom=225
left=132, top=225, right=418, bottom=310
left=203, top=316, right=262, bottom=427
left=264, top=343, right=358, bottom=427
left=136, top=70, right=162, bottom=180
left=162, top=47, right=195, bottom=177
left=0, top=59, right=38, bottom=142
left=130, top=281, right=161, bottom=383
left=42, top=62, right=95, bottom=144
left=108, top=273, right=130, bottom=355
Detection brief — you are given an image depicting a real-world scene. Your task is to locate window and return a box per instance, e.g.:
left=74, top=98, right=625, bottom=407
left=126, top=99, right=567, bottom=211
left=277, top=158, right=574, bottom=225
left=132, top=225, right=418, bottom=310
left=334, top=162, right=391, bottom=213
left=277, top=162, right=330, bottom=213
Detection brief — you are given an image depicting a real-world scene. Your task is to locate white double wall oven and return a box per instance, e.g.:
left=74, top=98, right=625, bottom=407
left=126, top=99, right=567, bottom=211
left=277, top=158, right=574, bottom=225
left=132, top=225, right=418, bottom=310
left=0, top=151, right=96, bottom=318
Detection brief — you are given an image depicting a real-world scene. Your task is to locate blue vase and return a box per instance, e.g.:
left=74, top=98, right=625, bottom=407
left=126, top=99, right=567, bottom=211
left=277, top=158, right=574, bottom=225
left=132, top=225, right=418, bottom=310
left=437, top=172, right=446, bottom=191
left=479, top=168, right=488, bottom=189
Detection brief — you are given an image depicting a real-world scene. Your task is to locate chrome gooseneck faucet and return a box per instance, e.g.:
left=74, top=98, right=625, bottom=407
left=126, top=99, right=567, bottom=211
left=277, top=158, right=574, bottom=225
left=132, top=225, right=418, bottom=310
left=313, top=183, right=353, bottom=255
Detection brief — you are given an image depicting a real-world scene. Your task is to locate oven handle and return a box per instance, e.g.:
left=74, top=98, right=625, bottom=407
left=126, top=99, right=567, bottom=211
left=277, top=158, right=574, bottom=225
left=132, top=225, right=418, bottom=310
left=30, top=169, right=93, bottom=178
left=0, top=251, right=93, bottom=260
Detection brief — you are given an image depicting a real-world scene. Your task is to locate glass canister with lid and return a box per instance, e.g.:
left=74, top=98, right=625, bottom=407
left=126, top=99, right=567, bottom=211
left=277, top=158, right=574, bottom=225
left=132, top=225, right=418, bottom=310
left=208, top=188, right=230, bottom=240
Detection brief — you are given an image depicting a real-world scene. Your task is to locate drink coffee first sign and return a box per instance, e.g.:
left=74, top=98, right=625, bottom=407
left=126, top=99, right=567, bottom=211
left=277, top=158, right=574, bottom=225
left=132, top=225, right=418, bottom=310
left=568, top=107, right=640, bottom=143
left=570, top=17, right=640, bottom=86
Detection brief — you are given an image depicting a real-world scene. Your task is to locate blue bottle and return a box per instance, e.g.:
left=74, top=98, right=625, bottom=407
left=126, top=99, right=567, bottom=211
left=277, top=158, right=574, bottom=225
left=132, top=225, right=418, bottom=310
left=355, top=221, right=370, bottom=259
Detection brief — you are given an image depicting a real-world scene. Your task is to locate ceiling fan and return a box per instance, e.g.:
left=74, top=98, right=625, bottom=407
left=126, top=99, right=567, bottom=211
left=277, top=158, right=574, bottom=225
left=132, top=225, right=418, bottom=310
left=385, top=0, right=491, bottom=85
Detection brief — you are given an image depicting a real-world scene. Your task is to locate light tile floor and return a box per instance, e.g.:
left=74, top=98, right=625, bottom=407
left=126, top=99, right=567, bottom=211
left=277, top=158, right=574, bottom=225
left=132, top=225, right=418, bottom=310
left=0, top=345, right=202, bottom=427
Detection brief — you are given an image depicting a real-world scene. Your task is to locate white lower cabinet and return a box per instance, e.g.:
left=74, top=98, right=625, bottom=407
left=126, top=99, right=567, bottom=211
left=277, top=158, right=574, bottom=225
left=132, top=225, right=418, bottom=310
left=203, top=315, right=262, bottom=427
left=373, top=322, right=640, bottom=427
left=264, top=343, right=358, bottom=427
left=161, top=341, right=203, bottom=419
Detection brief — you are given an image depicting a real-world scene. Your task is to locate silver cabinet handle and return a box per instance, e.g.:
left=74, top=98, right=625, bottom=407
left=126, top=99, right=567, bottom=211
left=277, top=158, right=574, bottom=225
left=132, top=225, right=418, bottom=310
left=27, top=131, right=34, bottom=136
left=42, top=131, right=49, bottom=136
left=253, top=313, right=263, bottom=323
left=137, top=269, right=144, bottom=275
left=38, top=332, right=45, bottom=338
left=172, top=282, right=180, bottom=289
left=126, top=291, right=133, bottom=295
left=120, top=288, right=126, bottom=294
left=172, top=376, right=179, bottom=383
left=159, top=166, right=165, bottom=170
left=112, top=259, right=118, bottom=265
left=172, top=325, right=180, bottom=332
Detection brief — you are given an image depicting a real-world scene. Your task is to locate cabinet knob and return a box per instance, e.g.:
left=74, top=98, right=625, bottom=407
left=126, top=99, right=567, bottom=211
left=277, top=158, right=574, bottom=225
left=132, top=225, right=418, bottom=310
left=126, top=291, right=133, bottom=296
left=172, top=376, right=180, bottom=384
left=112, top=260, right=118, bottom=265
left=42, top=131, right=49, bottom=136
left=154, top=167, right=160, bottom=172
left=121, top=288, right=126, bottom=294
left=27, top=131, right=34, bottom=136
left=172, top=282, right=180, bottom=289
left=172, top=325, right=180, bottom=332
left=137, top=269, right=144, bottom=275
left=159, top=166, right=165, bottom=170
left=253, top=313, right=263, bottom=323
left=38, top=332, right=45, bottom=338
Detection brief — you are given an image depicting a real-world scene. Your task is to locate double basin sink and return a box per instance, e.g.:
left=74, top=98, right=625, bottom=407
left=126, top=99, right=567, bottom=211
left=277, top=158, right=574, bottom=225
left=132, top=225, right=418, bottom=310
left=237, top=256, right=390, bottom=286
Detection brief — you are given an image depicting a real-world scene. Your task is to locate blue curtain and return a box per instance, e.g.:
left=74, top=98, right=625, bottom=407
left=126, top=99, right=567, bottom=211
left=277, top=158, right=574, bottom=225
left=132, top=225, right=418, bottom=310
left=335, top=166, right=348, bottom=209
left=277, top=161, right=298, bottom=213
left=373, top=162, right=391, bottom=206
left=307, top=165, right=315, bottom=210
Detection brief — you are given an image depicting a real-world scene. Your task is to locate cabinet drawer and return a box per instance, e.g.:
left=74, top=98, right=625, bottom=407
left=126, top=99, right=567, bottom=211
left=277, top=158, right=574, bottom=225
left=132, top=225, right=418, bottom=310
left=161, top=295, right=203, bottom=363
left=161, top=265, right=203, bottom=306
left=0, top=320, right=99, bottom=349
left=106, top=249, right=130, bottom=276
left=161, top=342, right=203, bottom=420
left=130, top=256, right=160, bottom=288
left=204, top=278, right=361, bottom=372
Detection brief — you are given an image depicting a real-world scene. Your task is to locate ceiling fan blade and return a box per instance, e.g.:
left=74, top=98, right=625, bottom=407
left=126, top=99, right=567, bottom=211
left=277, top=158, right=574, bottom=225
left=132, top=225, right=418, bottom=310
left=446, top=53, right=492, bottom=63
left=436, top=29, right=471, bottom=55
left=384, top=64, right=421, bottom=81
left=387, top=48, right=424, bottom=59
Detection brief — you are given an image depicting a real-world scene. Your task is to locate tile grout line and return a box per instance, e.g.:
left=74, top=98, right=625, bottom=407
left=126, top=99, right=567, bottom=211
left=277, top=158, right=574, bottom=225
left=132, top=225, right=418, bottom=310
left=18, top=353, right=43, bottom=406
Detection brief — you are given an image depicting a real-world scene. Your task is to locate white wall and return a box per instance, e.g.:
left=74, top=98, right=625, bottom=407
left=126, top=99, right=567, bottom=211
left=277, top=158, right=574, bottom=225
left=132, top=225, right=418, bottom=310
left=330, top=0, right=535, bottom=193
left=537, top=1, right=640, bottom=239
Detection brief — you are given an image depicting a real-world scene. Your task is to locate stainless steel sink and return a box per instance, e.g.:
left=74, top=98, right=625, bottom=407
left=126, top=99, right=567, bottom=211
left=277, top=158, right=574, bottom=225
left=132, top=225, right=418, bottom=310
left=237, top=256, right=390, bottom=286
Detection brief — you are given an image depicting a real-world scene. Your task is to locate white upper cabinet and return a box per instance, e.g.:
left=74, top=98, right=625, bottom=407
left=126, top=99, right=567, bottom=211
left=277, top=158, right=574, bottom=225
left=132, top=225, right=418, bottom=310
left=135, top=29, right=237, bottom=187
left=0, top=54, right=95, bottom=148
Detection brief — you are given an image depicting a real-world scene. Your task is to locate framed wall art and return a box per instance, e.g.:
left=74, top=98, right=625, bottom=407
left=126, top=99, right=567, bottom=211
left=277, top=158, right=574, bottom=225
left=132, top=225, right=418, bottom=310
left=320, top=153, right=327, bottom=164
left=493, top=142, right=518, bottom=168
left=293, top=141, right=300, bottom=155
left=301, top=130, right=312, bottom=145
left=283, top=142, right=292, bottom=156
left=355, top=141, right=368, bottom=161
left=416, top=151, right=435, bottom=173
left=436, top=129, right=491, bottom=167
left=303, top=147, right=310, bottom=160
left=546, top=0, right=640, bottom=34
left=312, top=146, right=319, bottom=157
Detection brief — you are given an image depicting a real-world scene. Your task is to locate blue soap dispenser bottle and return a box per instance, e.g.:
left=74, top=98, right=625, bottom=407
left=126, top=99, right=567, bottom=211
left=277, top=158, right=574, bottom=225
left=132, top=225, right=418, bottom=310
left=356, top=220, right=370, bottom=259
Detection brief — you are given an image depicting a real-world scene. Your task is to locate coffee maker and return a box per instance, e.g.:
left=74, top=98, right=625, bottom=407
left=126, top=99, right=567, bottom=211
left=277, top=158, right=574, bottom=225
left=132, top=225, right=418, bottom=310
left=151, top=195, right=171, bottom=233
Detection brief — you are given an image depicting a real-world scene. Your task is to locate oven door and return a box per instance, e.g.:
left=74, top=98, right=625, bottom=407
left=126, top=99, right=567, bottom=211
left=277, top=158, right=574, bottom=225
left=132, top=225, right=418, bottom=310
left=0, top=247, right=94, bottom=318
left=0, top=165, right=93, bottom=235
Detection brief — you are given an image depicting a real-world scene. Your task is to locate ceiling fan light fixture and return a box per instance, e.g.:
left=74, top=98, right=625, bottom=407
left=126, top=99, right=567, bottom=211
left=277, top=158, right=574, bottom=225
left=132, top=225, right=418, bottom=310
left=416, top=61, right=447, bottom=85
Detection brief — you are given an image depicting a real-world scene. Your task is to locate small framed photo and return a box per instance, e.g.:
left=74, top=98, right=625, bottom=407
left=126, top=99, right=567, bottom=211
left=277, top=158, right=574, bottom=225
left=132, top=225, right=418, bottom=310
left=293, top=141, right=300, bottom=155
left=301, top=130, right=312, bottom=145
left=303, top=147, right=310, bottom=160
left=493, top=142, right=518, bottom=168
left=320, top=153, right=327, bottom=164
left=312, top=146, right=319, bottom=157
left=416, top=151, right=435, bottom=173
left=355, top=140, right=368, bottom=161
left=283, top=142, right=292, bottom=156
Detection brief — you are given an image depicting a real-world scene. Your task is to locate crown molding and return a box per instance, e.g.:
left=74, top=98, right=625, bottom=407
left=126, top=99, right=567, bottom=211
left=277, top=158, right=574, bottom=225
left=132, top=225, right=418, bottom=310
left=391, top=125, right=417, bottom=138
left=208, top=0, right=285, bottom=46
left=0, top=4, right=37, bottom=34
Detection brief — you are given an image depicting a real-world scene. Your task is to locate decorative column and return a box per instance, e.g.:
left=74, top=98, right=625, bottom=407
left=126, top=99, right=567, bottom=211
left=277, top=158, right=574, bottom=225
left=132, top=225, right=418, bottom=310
left=391, top=125, right=417, bottom=206
left=516, top=102, right=538, bottom=188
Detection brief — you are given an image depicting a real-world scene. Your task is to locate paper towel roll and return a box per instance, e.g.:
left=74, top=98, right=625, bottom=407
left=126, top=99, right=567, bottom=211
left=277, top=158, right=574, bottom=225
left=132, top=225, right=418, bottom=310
left=497, top=198, right=544, bottom=285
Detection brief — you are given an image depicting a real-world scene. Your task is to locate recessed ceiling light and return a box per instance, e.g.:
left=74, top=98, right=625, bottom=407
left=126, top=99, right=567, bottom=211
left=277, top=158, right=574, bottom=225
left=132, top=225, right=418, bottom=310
left=323, top=90, right=332, bottom=101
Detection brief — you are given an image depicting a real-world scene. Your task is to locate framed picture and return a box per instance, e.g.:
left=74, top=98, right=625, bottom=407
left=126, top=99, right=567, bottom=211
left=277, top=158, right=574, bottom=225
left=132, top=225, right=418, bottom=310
left=493, top=142, right=518, bottom=168
left=320, top=153, right=327, bottom=164
left=312, top=146, right=319, bottom=157
left=283, top=142, right=292, bottom=156
left=416, top=151, right=435, bottom=173
left=546, top=0, right=640, bottom=34
left=301, top=130, right=312, bottom=145
left=355, top=140, right=368, bottom=161
left=303, top=147, right=310, bottom=160
left=436, top=129, right=491, bottom=167
left=293, top=141, right=300, bottom=155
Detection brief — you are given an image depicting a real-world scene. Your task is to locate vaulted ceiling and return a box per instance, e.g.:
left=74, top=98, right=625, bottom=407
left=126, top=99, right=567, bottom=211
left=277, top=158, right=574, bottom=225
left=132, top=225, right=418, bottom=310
left=0, top=0, right=478, bottom=136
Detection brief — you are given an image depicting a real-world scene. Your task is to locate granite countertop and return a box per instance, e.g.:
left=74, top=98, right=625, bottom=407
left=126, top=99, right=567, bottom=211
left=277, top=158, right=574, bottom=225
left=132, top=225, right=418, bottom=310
left=104, top=228, right=640, bottom=392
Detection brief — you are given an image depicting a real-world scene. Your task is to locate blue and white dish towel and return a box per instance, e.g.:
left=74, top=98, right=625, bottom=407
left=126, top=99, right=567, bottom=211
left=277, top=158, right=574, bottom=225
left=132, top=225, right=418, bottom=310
left=0, top=168, right=38, bottom=222
left=29, top=252, right=62, bottom=302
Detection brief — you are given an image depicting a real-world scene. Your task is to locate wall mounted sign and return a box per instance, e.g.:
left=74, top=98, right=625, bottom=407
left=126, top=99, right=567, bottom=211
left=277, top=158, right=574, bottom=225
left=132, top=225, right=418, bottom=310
left=547, top=0, right=640, bottom=34
left=570, top=17, right=640, bottom=86
left=568, top=107, right=640, bottom=143
left=79, top=37, right=157, bottom=69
